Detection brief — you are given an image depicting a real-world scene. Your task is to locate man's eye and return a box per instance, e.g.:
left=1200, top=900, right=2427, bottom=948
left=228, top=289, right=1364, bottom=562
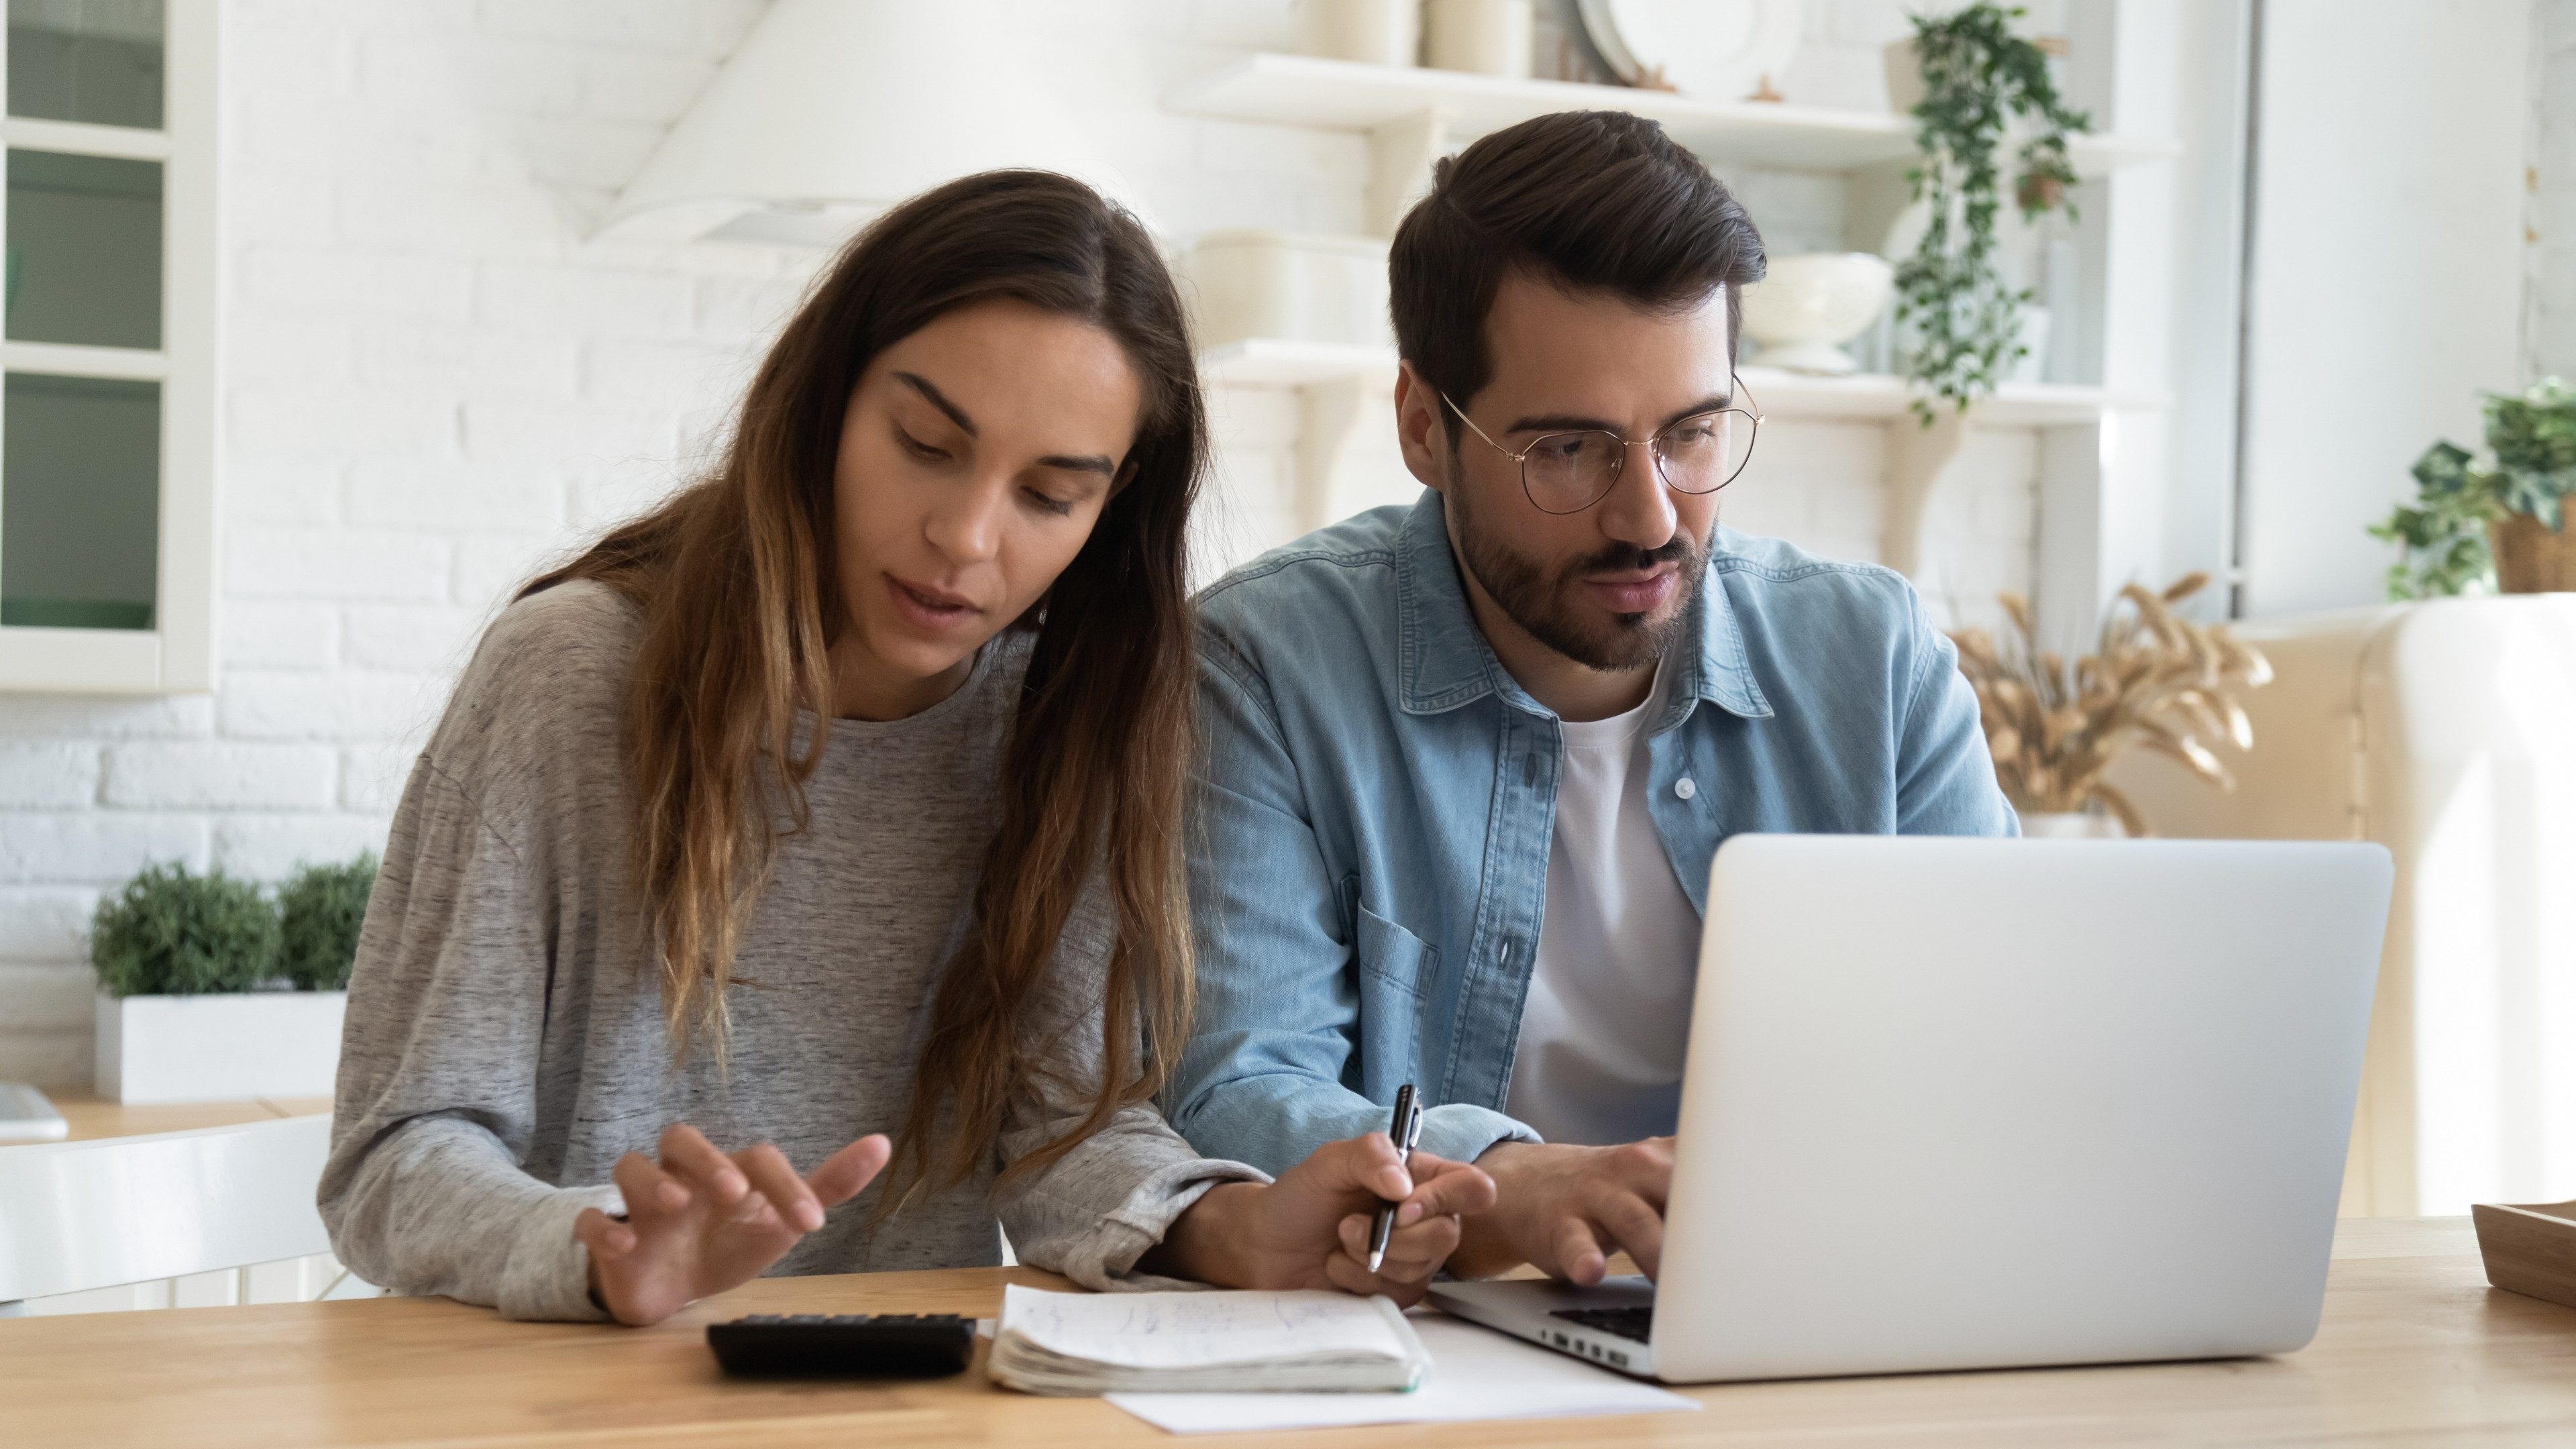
left=1532, top=436, right=1589, bottom=462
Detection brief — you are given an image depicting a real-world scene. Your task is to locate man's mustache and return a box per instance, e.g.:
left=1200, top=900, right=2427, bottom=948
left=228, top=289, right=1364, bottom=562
left=1564, top=535, right=1699, bottom=578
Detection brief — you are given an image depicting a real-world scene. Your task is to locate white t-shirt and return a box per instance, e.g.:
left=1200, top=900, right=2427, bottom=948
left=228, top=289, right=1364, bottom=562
left=1504, top=668, right=1704, bottom=1146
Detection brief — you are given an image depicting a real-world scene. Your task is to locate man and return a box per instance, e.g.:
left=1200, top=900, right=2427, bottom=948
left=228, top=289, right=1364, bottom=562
left=1167, top=111, right=2015, bottom=1285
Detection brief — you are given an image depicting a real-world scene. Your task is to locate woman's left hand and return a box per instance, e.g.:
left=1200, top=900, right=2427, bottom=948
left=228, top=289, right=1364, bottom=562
left=1149, top=1134, right=1497, bottom=1304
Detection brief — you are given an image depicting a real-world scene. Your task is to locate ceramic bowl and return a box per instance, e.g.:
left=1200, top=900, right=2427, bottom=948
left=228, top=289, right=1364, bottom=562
left=1739, top=252, right=1896, bottom=375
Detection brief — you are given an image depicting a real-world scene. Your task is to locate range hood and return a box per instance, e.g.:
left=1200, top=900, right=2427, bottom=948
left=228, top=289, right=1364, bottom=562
left=597, top=0, right=1142, bottom=246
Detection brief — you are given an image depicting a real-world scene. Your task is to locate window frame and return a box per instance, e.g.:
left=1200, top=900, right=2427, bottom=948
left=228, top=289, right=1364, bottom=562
left=0, top=0, right=215, bottom=692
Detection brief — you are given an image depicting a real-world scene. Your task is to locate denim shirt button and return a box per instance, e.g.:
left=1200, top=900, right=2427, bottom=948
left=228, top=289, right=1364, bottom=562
left=1674, top=776, right=1697, bottom=801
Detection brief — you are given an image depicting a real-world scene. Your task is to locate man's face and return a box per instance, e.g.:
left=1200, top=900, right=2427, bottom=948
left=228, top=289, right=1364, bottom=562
left=1398, top=272, right=1734, bottom=673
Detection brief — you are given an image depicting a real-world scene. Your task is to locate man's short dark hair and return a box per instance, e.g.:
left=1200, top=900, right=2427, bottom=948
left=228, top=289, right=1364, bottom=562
left=1389, top=110, right=1766, bottom=435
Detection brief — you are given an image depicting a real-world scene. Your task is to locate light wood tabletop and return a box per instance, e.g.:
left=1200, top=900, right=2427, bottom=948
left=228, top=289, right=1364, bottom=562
left=32, top=1090, right=333, bottom=1144
left=0, top=1217, right=2567, bottom=1448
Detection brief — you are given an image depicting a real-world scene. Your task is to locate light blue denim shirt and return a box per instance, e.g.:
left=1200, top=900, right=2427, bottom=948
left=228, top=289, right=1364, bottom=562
left=1167, top=491, right=2017, bottom=1176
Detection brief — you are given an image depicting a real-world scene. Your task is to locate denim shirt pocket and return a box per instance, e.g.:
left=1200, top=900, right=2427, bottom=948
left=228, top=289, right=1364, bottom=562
left=1353, top=904, right=1436, bottom=1089
left=1354, top=903, right=1438, bottom=1000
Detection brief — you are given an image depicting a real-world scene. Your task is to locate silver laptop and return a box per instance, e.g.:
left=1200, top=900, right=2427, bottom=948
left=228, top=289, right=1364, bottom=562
left=1431, top=834, right=2392, bottom=1383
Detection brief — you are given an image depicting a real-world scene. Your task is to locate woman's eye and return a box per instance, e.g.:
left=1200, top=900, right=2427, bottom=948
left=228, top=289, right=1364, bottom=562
left=1026, top=488, right=1076, bottom=517
left=895, top=426, right=951, bottom=462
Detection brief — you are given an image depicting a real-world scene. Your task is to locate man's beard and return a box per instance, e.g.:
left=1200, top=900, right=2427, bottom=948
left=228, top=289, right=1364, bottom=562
left=1446, top=455, right=1706, bottom=673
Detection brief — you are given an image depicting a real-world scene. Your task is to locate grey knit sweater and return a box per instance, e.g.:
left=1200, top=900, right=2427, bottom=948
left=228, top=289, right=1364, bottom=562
left=319, top=581, right=1261, bottom=1320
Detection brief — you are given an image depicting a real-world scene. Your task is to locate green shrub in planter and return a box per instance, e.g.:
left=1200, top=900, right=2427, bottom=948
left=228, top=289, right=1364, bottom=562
left=278, top=852, right=378, bottom=991
left=91, top=863, right=281, bottom=997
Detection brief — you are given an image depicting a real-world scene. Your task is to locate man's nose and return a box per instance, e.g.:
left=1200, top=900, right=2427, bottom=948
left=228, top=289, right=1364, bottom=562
left=1594, top=444, right=1680, bottom=551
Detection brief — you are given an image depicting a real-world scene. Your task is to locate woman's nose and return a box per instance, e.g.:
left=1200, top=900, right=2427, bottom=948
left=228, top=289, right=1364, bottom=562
left=923, top=475, right=1008, bottom=563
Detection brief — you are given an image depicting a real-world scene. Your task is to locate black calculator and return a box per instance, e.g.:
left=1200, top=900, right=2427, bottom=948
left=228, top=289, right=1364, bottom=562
left=704, top=1312, right=976, bottom=1379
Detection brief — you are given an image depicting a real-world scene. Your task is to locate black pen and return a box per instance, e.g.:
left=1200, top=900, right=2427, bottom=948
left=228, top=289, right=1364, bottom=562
left=1365, top=1083, right=1424, bottom=1274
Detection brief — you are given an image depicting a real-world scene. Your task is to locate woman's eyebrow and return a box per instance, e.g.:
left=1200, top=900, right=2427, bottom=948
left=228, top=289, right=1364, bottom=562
left=894, top=371, right=977, bottom=437
left=898, top=368, right=1114, bottom=476
left=1038, top=453, right=1119, bottom=476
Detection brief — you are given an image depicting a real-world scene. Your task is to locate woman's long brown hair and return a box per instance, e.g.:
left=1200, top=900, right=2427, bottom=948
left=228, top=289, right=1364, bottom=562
left=522, top=171, right=1205, bottom=1202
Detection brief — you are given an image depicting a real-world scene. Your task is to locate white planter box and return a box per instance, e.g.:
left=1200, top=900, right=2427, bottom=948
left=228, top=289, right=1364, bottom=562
left=94, top=991, right=347, bottom=1104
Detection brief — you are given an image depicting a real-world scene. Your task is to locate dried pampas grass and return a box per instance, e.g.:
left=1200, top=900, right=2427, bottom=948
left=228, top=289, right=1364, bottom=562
left=1949, top=572, right=2271, bottom=836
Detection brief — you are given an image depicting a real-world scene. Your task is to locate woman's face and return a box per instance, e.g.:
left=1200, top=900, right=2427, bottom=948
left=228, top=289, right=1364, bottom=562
left=829, top=298, right=1143, bottom=718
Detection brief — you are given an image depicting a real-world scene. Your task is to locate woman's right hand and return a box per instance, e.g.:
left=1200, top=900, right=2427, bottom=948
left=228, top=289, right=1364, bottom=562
left=573, top=1124, right=892, bottom=1326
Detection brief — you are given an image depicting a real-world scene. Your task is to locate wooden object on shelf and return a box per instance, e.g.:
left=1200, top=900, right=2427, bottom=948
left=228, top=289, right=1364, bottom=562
left=2474, top=1200, right=2576, bottom=1311
left=4, top=1220, right=2571, bottom=1448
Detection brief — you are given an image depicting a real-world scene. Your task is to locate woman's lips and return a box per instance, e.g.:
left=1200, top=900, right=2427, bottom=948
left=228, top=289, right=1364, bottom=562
left=884, top=574, right=981, bottom=632
left=1585, top=569, right=1676, bottom=615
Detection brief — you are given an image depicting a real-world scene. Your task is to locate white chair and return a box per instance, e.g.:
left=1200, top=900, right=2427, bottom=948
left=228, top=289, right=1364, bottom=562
left=2110, top=594, right=2576, bottom=1216
left=0, top=1112, right=352, bottom=1315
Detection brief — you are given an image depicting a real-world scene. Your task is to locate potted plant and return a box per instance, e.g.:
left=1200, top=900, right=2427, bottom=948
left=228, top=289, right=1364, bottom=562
left=91, top=854, right=376, bottom=1104
left=2371, top=377, right=2576, bottom=598
left=1949, top=573, right=2271, bottom=837
left=1888, top=3, right=2090, bottom=421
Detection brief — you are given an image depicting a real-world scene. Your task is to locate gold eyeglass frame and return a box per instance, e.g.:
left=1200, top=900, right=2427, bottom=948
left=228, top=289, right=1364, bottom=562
left=1440, top=376, right=1764, bottom=516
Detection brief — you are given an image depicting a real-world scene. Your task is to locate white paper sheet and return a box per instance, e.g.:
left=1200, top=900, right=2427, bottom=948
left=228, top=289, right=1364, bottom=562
left=1104, top=1314, right=1701, bottom=1434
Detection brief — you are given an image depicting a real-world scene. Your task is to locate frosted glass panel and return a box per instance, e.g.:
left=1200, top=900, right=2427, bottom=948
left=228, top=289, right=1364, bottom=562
left=1, top=371, right=158, bottom=629
left=7, top=0, right=164, bottom=129
left=7, top=148, right=161, bottom=348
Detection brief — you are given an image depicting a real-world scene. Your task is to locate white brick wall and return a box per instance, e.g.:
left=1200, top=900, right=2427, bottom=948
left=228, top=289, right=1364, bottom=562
left=0, top=0, right=2034, bottom=1085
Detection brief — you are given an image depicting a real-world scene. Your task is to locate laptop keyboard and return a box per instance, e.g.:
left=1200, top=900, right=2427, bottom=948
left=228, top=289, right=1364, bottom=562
left=1550, top=1305, right=1652, bottom=1342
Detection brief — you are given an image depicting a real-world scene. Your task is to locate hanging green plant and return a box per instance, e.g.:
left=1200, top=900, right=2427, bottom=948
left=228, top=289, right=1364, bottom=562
left=1894, top=3, right=2091, bottom=423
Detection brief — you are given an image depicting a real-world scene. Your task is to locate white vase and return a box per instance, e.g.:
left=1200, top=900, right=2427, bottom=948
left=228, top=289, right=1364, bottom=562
left=1182, top=230, right=1394, bottom=350
left=1426, top=0, right=1533, bottom=77
left=95, top=991, right=347, bottom=1104
left=2017, top=811, right=2126, bottom=840
left=1303, top=0, right=1421, bottom=66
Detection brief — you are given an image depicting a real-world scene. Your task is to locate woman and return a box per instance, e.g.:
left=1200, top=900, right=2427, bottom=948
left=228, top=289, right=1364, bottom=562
left=319, top=171, right=1491, bottom=1325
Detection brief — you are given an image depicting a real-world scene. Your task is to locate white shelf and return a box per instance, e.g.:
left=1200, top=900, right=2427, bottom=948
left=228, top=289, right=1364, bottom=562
left=1199, top=337, right=1399, bottom=388
left=1198, top=339, right=2160, bottom=427
left=1167, top=54, right=2178, bottom=177
left=1736, top=366, right=2161, bottom=427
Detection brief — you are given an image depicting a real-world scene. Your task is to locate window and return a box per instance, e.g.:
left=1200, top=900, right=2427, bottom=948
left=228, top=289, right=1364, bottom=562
left=0, top=0, right=213, bottom=691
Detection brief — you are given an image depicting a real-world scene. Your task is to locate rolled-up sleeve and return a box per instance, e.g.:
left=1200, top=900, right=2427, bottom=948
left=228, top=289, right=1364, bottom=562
left=318, top=757, right=617, bottom=1322
left=1165, top=637, right=1538, bottom=1175
left=1896, top=598, right=2020, bottom=837
left=994, top=885, right=1268, bottom=1291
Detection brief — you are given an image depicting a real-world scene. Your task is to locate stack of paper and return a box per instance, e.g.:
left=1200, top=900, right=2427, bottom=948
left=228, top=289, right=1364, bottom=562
left=1107, top=1313, right=1702, bottom=1434
left=985, top=1285, right=1431, bottom=1395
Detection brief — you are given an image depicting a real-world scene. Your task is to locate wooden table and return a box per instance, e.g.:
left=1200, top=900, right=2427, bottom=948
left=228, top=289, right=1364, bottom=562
left=1, top=1218, right=2567, bottom=1447
left=37, top=1089, right=333, bottom=1143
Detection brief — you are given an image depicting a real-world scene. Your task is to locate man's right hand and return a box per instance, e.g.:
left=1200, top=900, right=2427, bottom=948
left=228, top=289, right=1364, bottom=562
left=1446, top=1138, right=1673, bottom=1284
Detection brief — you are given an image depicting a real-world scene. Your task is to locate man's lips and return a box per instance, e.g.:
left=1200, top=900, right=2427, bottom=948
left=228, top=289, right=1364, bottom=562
left=1581, top=566, right=1677, bottom=614
left=884, top=574, right=981, bottom=630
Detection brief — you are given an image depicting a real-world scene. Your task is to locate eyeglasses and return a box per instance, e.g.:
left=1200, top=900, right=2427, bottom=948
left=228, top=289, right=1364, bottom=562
left=1440, top=378, right=1763, bottom=516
